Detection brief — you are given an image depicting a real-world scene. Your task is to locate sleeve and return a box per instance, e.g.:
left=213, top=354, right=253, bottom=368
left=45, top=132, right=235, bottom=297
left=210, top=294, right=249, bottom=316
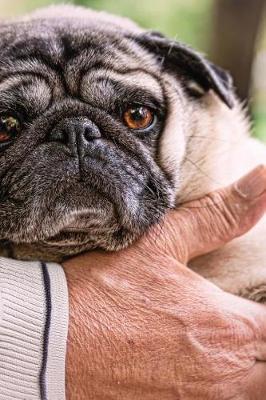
left=0, top=258, right=69, bottom=400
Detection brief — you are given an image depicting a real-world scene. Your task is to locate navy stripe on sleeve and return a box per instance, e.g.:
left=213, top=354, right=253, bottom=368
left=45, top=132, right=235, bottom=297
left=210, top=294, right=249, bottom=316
left=40, top=262, right=52, bottom=400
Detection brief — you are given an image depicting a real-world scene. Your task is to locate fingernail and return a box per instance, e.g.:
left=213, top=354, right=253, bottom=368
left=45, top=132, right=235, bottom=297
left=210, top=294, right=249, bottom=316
left=235, top=165, right=266, bottom=199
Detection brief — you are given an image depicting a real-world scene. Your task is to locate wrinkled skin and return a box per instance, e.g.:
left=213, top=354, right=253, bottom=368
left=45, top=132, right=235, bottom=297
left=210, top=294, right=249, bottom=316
left=64, top=166, right=266, bottom=400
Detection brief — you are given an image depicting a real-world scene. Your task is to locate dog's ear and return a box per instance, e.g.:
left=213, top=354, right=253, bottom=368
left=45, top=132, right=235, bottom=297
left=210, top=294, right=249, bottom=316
left=134, top=31, right=234, bottom=108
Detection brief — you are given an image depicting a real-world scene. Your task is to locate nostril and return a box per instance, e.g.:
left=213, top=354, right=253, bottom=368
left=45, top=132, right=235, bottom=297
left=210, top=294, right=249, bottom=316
left=48, top=118, right=101, bottom=147
left=83, top=125, right=101, bottom=142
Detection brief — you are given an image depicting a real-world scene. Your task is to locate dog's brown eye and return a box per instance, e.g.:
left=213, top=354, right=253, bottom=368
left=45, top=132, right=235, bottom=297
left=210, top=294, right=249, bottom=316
left=123, top=106, right=154, bottom=130
left=0, top=115, right=21, bottom=145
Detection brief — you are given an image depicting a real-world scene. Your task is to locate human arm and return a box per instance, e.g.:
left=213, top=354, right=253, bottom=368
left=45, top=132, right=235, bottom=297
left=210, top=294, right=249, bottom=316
left=63, top=165, right=266, bottom=400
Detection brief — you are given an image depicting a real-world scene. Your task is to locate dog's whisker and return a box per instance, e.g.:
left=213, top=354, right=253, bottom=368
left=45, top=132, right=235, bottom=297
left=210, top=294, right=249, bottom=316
left=183, top=156, right=223, bottom=186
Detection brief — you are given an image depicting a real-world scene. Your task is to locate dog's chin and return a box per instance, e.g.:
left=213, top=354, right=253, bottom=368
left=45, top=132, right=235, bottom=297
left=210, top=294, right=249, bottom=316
left=42, top=225, right=138, bottom=253
left=30, top=201, right=143, bottom=255
left=1, top=173, right=172, bottom=260
left=41, top=206, right=148, bottom=252
left=33, top=200, right=161, bottom=257
left=0, top=216, right=140, bottom=263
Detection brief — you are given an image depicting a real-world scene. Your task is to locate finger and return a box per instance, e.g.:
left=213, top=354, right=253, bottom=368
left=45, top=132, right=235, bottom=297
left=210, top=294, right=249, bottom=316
left=157, top=165, right=266, bottom=263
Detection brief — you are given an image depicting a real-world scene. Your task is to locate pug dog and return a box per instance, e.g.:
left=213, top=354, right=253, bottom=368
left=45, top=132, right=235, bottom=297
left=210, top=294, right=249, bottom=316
left=0, top=5, right=265, bottom=302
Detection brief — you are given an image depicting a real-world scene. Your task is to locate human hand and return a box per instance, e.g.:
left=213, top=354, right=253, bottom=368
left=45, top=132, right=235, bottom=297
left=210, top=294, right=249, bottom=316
left=63, top=165, right=266, bottom=400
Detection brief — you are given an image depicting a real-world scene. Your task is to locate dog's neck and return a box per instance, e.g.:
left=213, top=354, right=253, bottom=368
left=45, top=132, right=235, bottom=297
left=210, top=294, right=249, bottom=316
left=178, top=93, right=251, bottom=203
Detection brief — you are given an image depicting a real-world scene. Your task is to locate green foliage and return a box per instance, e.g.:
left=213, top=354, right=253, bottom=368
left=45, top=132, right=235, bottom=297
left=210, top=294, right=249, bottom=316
left=253, top=110, right=266, bottom=141
left=73, top=0, right=212, bottom=51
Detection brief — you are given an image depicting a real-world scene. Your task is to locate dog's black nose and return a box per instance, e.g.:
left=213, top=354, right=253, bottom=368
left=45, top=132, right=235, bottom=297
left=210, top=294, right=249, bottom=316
left=49, top=117, right=101, bottom=152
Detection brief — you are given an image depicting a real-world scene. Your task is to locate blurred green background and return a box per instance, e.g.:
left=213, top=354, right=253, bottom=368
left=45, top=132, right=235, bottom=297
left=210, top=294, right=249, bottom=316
left=0, top=0, right=265, bottom=141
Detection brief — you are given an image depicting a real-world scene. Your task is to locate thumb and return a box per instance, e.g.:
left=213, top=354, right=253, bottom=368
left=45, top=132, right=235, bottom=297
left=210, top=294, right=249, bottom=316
left=158, top=165, right=266, bottom=263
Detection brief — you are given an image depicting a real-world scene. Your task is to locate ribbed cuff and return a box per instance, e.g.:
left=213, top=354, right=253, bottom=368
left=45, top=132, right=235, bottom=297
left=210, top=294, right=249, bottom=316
left=45, top=263, right=68, bottom=400
left=0, top=258, right=68, bottom=400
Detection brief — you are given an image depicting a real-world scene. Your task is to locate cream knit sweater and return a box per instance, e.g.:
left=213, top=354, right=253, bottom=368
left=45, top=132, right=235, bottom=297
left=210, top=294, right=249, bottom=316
left=0, top=258, right=68, bottom=400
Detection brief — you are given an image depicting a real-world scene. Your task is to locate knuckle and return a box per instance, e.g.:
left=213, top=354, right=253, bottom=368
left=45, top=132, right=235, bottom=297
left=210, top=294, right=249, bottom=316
left=204, top=191, right=239, bottom=235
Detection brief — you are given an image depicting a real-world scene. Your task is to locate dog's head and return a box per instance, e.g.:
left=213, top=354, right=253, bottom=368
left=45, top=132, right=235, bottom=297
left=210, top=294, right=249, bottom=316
left=0, top=5, right=234, bottom=258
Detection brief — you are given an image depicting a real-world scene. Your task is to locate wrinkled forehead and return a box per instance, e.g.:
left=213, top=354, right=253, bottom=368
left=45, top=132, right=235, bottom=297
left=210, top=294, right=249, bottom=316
left=0, top=20, right=163, bottom=102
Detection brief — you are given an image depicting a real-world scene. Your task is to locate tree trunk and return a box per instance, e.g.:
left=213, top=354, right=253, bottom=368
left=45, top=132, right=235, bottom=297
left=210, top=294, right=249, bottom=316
left=210, top=0, right=266, bottom=101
